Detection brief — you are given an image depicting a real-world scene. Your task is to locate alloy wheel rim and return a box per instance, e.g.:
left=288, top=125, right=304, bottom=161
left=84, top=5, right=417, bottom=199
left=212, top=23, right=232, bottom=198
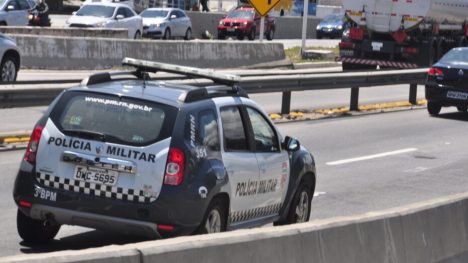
left=2, top=60, right=15, bottom=81
left=205, top=209, right=221, bottom=233
left=295, top=191, right=309, bottom=223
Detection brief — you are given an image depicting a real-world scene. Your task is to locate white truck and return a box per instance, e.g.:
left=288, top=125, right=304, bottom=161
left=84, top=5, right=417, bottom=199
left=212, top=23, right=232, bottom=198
left=338, top=0, right=468, bottom=70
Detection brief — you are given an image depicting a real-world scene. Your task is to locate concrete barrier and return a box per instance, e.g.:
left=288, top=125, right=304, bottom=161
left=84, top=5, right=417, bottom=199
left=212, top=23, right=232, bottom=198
left=2, top=192, right=468, bottom=263
left=0, top=26, right=128, bottom=39
left=186, top=11, right=321, bottom=39
left=10, top=34, right=288, bottom=70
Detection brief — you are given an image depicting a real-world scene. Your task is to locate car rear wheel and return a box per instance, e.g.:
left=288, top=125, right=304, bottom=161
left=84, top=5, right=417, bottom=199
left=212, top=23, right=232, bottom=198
left=457, top=106, right=467, bottom=112
left=163, top=28, right=171, bottom=40
left=17, top=209, right=60, bottom=243
left=196, top=198, right=226, bottom=234
left=1, top=55, right=18, bottom=82
left=266, top=28, right=274, bottom=40
left=427, top=102, right=442, bottom=116
left=184, top=28, right=192, bottom=40
left=237, top=33, right=244, bottom=40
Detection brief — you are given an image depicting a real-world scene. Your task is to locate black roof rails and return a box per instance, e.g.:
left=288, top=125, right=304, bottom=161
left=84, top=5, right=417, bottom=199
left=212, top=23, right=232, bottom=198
left=122, top=57, right=241, bottom=86
left=80, top=71, right=145, bottom=86
left=181, top=85, right=249, bottom=102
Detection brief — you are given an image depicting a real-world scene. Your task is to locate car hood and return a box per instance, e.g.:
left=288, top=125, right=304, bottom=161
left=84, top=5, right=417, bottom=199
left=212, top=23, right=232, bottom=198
left=142, top=18, right=167, bottom=26
left=67, top=15, right=109, bottom=26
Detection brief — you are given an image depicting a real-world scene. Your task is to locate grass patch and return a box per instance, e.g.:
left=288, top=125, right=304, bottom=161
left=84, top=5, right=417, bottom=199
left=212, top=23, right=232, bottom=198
left=285, top=46, right=339, bottom=63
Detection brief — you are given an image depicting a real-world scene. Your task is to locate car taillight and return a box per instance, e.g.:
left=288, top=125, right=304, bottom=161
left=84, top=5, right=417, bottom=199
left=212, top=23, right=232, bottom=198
left=339, top=41, right=354, bottom=49
left=163, top=148, right=185, bottom=186
left=403, top=47, right=419, bottom=55
left=349, top=27, right=364, bottom=41
left=428, top=67, right=444, bottom=76
left=24, top=125, right=43, bottom=165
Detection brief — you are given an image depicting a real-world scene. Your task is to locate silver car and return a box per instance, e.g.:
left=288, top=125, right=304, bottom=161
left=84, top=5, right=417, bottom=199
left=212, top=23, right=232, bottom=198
left=0, top=0, right=34, bottom=26
left=141, top=8, right=192, bottom=40
left=0, top=33, right=20, bottom=81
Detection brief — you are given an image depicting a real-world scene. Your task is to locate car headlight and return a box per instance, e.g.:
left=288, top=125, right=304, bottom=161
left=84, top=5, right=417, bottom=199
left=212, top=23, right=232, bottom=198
left=219, top=21, right=223, bottom=25
left=316, top=25, right=321, bottom=30
left=242, top=21, right=248, bottom=26
left=338, top=25, right=343, bottom=30
left=156, top=22, right=166, bottom=27
left=95, top=21, right=107, bottom=27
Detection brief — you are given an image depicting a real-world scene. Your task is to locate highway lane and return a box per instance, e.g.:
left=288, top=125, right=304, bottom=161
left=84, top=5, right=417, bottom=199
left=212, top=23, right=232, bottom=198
left=1, top=108, right=468, bottom=257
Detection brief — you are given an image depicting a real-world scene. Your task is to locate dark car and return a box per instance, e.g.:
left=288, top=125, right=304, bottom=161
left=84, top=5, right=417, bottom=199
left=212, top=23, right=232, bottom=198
left=316, top=13, right=346, bottom=39
left=426, top=47, right=468, bottom=115
left=217, top=6, right=275, bottom=41
left=13, top=58, right=317, bottom=243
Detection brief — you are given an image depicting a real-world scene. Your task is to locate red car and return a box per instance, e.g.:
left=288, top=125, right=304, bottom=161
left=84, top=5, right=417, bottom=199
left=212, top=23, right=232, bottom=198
left=217, top=7, right=275, bottom=40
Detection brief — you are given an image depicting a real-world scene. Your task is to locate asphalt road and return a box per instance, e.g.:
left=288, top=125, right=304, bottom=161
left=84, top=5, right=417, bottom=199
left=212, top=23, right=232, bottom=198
left=1, top=108, right=468, bottom=257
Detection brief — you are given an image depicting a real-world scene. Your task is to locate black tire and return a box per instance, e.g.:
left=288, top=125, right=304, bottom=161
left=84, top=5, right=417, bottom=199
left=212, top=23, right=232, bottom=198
left=427, top=101, right=442, bottom=116
left=0, top=21, right=6, bottom=26
left=17, top=209, right=60, bottom=243
left=1, top=55, right=18, bottom=82
left=163, top=28, right=171, bottom=40
left=275, top=179, right=313, bottom=226
left=195, top=198, right=226, bottom=235
left=457, top=106, right=467, bottom=112
left=184, top=28, right=192, bottom=40
left=266, top=28, right=274, bottom=41
left=247, top=28, right=255, bottom=40
left=237, top=33, right=244, bottom=40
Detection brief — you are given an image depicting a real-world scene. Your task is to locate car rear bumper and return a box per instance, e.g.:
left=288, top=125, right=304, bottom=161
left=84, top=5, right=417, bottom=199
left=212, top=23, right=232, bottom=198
left=13, top=168, right=206, bottom=238
left=425, top=84, right=468, bottom=106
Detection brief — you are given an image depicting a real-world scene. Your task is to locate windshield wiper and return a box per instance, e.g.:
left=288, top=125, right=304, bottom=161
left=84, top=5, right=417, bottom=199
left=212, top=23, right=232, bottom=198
left=63, top=129, right=107, bottom=141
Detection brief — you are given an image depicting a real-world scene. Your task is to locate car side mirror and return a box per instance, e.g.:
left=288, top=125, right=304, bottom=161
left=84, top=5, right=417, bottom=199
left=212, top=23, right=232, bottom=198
left=170, top=14, right=176, bottom=19
left=116, top=14, right=124, bottom=20
left=6, top=5, right=14, bottom=11
left=72, top=11, right=77, bottom=15
left=282, top=136, right=300, bottom=152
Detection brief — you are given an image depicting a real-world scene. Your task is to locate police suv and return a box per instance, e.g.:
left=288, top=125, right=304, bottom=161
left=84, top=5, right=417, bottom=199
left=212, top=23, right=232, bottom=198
left=13, top=58, right=317, bottom=242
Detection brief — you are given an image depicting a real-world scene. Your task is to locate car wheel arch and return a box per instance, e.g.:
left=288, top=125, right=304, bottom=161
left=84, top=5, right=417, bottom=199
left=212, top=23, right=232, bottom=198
left=3, top=49, right=20, bottom=68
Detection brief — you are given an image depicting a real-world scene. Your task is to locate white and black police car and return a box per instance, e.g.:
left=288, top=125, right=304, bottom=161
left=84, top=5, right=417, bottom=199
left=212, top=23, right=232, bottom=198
left=13, top=58, right=317, bottom=243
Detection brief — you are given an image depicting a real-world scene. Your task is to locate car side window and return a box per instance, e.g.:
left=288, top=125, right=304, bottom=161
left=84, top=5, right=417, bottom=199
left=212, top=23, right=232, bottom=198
left=220, top=106, right=248, bottom=152
left=124, top=8, right=134, bottom=17
left=7, top=0, right=19, bottom=10
left=246, top=107, right=279, bottom=152
left=169, top=11, right=175, bottom=18
left=17, top=0, right=29, bottom=10
left=116, top=8, right=126, bottom=18
left=177, top=11, right=186, bottom=18
left=199, top=110, right=220, bottom=151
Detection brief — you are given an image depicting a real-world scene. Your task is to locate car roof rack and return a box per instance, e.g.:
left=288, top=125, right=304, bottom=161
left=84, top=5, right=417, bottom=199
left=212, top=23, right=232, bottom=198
left=180, top=85, right=249, bottom=102
left=122, top=57, right=241, bottom=86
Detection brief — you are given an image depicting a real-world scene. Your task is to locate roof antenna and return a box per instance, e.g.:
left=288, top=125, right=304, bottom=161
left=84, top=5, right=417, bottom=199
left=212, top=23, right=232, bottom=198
left=135, top=69, right=150, bottom=89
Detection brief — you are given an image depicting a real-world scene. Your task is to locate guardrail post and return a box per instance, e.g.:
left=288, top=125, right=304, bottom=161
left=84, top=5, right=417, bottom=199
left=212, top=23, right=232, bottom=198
left=281, top=91, right=292, bottom=115
left=409, top=83, right=417, bottom=105
left=350, top=87, right=360, bottom=111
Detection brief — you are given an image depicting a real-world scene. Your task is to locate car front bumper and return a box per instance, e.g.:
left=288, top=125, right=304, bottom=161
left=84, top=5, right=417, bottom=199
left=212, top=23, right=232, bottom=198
left=217, top=26, right=250, bottom=36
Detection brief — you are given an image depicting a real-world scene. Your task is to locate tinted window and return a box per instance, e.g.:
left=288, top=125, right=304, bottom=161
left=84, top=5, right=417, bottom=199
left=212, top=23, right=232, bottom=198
left=246, top=107, right=279, bottom=152
left=140, top=9, right=168, bottom=18
left=220, top=106, right=248, bottom=151
left=76, top=5, right=115, bottom=18
left=124, top=8, right=134, bottom=17
left=6, top=0, right=19, bottom=9
left=116, top=7, right=126, bottom=17
left=226, top=10, right=254, bottom=19
left=51, top=91, right=177, bottom=146
left=199, top=110, right=219, bottom=151
left=439, top=48, right=468, bottom=65
left=177, top=10, right=186, bottom=18
left=17, top=0, right=29, bottom=10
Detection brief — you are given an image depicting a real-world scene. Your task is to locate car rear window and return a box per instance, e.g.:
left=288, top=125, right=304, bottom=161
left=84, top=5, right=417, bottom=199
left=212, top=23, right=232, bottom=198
left=439, top=49, right=468, bottom=65
left=50, top=91, right=178, bottom=146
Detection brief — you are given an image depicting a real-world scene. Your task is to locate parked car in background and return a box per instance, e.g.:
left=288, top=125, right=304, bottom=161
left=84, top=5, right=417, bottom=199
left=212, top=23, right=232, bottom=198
left=141, top=8, right=191, bottom=40
left=0, top=33, right=20, bottom=82
left=66, top=2, right=143, bottom=39
left=0, top=0, right=34, bottom=26
left=316, top=13, right=346, bottom=39
left=426, top=47, right=468, bottom=116
left=217, top=6, right=275, bottom=41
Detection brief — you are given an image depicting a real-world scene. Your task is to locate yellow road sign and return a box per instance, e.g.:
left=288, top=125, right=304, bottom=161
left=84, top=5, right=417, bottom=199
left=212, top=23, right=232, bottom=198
left=248, top=0, right=280, bottom=17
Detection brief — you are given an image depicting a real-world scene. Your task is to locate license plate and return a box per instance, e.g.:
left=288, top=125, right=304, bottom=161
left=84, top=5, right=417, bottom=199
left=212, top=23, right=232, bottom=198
left=74, top=165, right=118, bottom=186
left=447, top=91, right=468, bottom=100
left=227, top=28, right=235, bottom=32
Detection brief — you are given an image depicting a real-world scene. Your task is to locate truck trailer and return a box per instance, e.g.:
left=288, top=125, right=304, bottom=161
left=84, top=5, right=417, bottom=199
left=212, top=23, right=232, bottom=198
left=338, top=0, right=468, bottom=70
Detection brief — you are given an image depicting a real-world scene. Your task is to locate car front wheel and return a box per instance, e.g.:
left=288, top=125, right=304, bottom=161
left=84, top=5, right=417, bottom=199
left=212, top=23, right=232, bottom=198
left=1, top=55, right=17, bottom=82
left=163, top=28, right=171, bottom=40
left=184, top=28, right=192, bottom=40
left=427, top=102, right=441, bottom=116
left=266, top=28, right=274, bottom=40
left=17, top=209, right=60, bottom=243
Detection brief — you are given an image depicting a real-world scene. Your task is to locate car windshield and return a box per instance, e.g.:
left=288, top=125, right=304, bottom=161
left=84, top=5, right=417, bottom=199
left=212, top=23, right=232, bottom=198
left=51, top=91, right=178, bottom=146
left=439, top=49, right=468, bottom=65
left=226, top=10, right=253, bottom=19
left=76, top=5, right=116, bottom=18
left=140, top=10, right=168, bottom=18
left=322, top=14, right=343, bottom=24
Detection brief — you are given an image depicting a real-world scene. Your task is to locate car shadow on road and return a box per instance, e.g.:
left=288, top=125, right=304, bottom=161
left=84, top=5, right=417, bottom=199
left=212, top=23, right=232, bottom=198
left=19, top=230, right=151, bottom=254
left=432, top=111, right=468, bottom=122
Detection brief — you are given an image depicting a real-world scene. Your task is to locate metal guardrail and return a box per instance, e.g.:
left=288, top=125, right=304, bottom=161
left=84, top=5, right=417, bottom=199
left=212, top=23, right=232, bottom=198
left=0, top=69, right=428, bottom=114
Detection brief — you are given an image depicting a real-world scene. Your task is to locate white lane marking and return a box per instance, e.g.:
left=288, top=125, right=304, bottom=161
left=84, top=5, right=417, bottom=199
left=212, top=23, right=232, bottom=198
left=314, top=191, right=326, bottom=197
left=326, top=148, right=418, bottom=166
left=404, top=167, right=428, bottom=173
